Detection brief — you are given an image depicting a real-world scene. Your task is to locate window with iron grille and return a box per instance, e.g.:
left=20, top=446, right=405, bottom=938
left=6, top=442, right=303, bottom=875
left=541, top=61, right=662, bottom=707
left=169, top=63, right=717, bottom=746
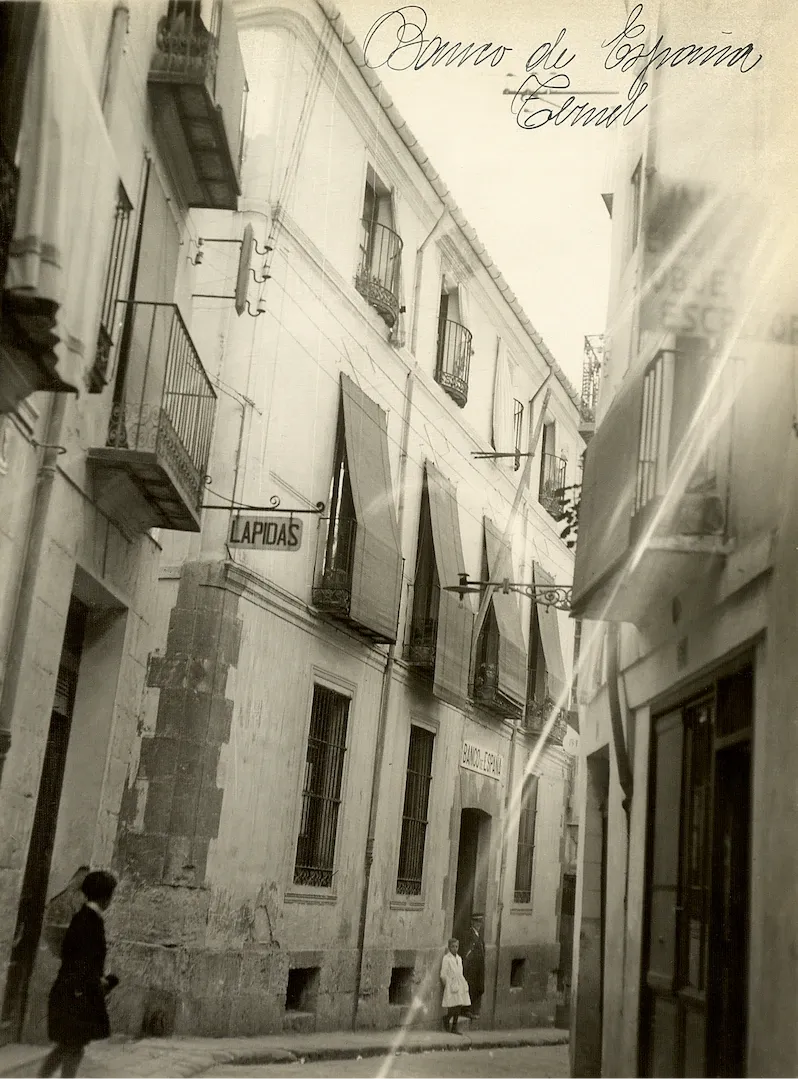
left=88, top=183, right=133, bottom=393
left=513, top=773, right=539, bottom=904
left=294, top=685, right=350, bottom=888
left=396, top=725, right=435, bottom=895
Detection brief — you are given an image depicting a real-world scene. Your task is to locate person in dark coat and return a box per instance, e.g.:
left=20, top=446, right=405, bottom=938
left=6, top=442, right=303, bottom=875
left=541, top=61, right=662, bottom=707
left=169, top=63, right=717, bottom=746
left=38, top=870, right=118, bottom=1078
left=461, top=913, right=486, bottom=1020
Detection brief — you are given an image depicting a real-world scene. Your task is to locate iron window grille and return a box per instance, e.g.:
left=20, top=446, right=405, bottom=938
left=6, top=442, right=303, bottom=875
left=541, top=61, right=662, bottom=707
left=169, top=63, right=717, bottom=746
left=405, top=487, right=439, bottom=670
left=294, top=685, right=350, bottom=888
left=513, top=773, right=539, bottom=904
left=539, top=452, right=567, bottom=520
left=396, top=725, right=435, bottom=895
left=88, top=183, right=133, bottom=393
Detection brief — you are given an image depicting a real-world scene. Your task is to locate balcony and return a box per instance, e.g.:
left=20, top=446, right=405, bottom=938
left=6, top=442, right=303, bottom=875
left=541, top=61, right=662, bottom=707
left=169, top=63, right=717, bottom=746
left=87, top=301, right=216, bottom=533
left=524, top=696, right=567, bottom=745
left=540, top=453, right=567, bottom=520
left=473, top=663, right=524, bottom=719
left=148, top=0, right=247, bottom=211
left=404, top=616, right=438, bottom=672
left=435, top=319, right=472, bottom=408
left=355, top=221, right=403, bottom=328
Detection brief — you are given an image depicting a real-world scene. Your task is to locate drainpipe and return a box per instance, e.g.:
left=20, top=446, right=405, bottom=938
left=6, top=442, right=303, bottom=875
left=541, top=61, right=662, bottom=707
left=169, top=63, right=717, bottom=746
left=0, top=394, right=68, bottom=788
left=606, top=624, right=633, bottom=814
left=352, top=366, right=415, bottom=1030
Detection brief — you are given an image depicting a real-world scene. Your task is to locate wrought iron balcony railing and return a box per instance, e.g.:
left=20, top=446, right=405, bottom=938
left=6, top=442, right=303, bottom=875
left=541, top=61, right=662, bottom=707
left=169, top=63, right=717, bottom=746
left=473, top=662, right=524, bottom=719
left=524, top=696, right=567, bottom=744
left=312, top=517, right=357, bottom=615
left=355, top=220, right=403, bottom=328
left=539, top=453, right=567, bottom=520
left=88, top=301, right=216, bottom=532
left=148, top=0, right=247, bottom=210
left=435, top=319, right=472, bottom=408
left=404, top=615, right=438, bottom=671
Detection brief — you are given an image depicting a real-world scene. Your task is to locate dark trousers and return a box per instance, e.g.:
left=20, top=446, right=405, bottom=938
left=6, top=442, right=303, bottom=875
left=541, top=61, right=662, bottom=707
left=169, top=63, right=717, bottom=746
left=469, top=990, right=483, bottom=1017
left=442, top=1005, right=463, bottom=1032
left=38, top=1043, right=86, bottom=1078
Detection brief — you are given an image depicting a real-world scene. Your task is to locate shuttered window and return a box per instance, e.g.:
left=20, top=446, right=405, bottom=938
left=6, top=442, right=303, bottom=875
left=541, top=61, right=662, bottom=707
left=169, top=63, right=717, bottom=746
left=513, top=773, right=539, bottom=904
left=477, top=518, right=527, bottom=711
left=87, top=183, right=133, bottom=392
left=396, top=726, right=435, bottom=895
left=532, top=563, right=567, bottom=703
left=294, top=685, right=350, bottom=888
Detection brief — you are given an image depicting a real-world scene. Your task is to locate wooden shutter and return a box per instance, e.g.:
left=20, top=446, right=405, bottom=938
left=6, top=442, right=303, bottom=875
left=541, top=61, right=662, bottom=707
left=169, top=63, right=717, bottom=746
left=341, top=374, right=403, bottom=642
left=492, top=337, right=514, bottom=469
left=571, top=363, right=645, bottom=611
left=483, top=517, right=527, bottom=707
left=532, top=563, right=567, bottom=702
left=425, top=462, right=474, bottom=708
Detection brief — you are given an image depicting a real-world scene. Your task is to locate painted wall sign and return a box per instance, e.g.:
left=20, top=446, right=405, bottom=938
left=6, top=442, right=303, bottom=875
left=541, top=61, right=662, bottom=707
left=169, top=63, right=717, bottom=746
left=460, top=741, right=504, bottom=780
left=228, top=515, right=303, bottom=550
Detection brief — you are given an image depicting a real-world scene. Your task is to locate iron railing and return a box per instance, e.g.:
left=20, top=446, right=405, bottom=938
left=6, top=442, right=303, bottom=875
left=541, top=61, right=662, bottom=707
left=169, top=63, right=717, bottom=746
left=294, top=684, right=349, bottom=889
left=539, top=453, right=567, bottom=520
left=107, top=300, right=216, bottom=513
left=355, top=220, right=403, bottom=327
left=404, top=611, right=438, bottom=670
left=435, top=319, right=472, bottom=407
left=396, top=725, right=434, bottom=896
left=581, top=335, right=604, bottom=423
left=88, top=185, right=133, bottom=393
left=151, top=0, right=247, bottom=175
left=524, top=696, right=567, bottom=744
left=312, top=517, right=357, bottom=613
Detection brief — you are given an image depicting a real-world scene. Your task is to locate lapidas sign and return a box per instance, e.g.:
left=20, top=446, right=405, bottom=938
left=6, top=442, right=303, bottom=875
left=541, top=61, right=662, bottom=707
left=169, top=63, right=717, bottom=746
left=228, top=515, right=303, bottom=550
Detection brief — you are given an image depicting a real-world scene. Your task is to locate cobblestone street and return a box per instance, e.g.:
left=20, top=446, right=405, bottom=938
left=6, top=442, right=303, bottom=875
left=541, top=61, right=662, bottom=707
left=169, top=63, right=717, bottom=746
left=203, top=1045, right=570, bottom=1079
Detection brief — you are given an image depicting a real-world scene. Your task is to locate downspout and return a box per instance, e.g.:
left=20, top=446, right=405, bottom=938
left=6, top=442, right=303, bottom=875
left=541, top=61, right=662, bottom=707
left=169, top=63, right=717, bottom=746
left=352, top=366, right=415, bottom=1030
left=607, top=623, right=633, bottom=813
left=0, top=394, right=68, bottom=787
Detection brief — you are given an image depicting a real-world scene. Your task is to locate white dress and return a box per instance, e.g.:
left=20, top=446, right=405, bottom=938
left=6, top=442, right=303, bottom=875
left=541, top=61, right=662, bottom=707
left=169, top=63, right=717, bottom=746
left=440, top=951, right=471, bottom=1008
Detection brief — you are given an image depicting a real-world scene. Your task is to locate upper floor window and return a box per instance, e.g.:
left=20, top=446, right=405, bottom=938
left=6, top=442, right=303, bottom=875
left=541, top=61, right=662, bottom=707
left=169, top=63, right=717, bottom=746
left=355, top=168, right=402, bottom=328
left=512, top=399, right=524, bottom=471
left=87, top=183, right=133, bottom=393
left=539, top=421, right=567, bottom=520
left=513, top=772, right=539, bottom=905
left=435, top=284, right=472, bottom=408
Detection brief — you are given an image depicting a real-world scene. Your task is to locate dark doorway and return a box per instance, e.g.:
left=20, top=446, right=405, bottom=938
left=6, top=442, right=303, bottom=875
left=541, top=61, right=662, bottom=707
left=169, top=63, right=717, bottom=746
left=640, top=666, right=752, bottom=1078
left=1, top=598, right=88, bottom=1042
left=452, top=808, right=491, bottom=943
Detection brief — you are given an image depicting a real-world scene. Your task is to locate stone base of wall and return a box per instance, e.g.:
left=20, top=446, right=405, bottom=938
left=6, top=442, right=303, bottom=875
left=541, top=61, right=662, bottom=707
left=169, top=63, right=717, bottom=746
left=13, top=939, right=563, bottom=1040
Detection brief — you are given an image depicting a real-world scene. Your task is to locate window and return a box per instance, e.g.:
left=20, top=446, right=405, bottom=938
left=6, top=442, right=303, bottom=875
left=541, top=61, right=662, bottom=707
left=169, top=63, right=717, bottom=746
left=389, top=966, right=414, bottom=1005
left=539, top=421, right=567, bottom=520
left=513, top=773, right=539, bottom=904
left=526, top=606, right=547, bottom=705
left=355, top=168, right=402, bottom=327
left=474, top=519, right=527, bottom=717
left=285, top=967, right=319, bottom=1012
left=405, top=485, right=439, bottom=670
left=88, top=183, right=133, bottom=392
left=321, top=418, right=357, bottom=588
left=435, top=285, right=471, bottom=407
left=512, top=398, right=524, bottom=471
left=510, top=957, right=526, bottom=989
left=294, top=685, right=350, bottom=888
left=396, top=725, right=435, bottom=895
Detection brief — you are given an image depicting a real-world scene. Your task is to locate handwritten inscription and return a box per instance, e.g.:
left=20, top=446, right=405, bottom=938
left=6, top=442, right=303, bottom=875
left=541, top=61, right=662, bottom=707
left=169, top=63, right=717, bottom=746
left=362, top=4, right=764, bottom=133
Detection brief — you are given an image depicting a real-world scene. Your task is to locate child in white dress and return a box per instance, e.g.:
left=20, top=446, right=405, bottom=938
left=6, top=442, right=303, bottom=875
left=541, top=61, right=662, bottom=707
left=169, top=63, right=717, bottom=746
left=440, top=937, right=471, bottom=1033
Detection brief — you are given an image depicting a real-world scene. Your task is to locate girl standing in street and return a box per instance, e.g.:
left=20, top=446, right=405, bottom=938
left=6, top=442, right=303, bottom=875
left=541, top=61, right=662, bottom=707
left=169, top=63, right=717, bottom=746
left=439, top=937, right=470, bottom=1034
left=39, top=870, right=119, bottom=1078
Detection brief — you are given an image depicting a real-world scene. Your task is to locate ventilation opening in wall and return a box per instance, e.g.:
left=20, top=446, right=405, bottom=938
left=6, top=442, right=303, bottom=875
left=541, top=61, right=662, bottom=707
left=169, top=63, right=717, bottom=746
left=510, top=957, right=526, bottom=989
left=285, top=967, right=320, bottom=1012
left=389, top=966, right=414, bottom=1006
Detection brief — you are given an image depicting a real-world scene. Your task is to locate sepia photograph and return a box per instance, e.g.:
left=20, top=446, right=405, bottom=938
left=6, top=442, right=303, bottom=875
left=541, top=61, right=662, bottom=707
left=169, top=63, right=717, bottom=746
left=0, top=0, right=794, bottom=1076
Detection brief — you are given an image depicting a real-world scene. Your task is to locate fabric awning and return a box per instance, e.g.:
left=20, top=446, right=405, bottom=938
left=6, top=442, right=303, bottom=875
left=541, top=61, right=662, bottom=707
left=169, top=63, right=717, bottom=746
left=4, top=1, right=119, bottom=396
left=533, top=563, right=567, bottom=703
left=483, top=517, right=527, bottom=708
left=425, top=462, right=474, bottom=708
left=571, top=362, right=646, bottom=611
left=341, top=374, right=403, bottom=642
left=491, top=337, right=515, bottom=472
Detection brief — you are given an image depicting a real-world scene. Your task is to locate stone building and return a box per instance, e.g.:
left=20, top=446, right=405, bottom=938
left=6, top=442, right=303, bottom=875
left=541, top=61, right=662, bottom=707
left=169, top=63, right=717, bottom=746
left=0, top=0, right=583, bottom=1041
left=568, top=1, right=798, bottom=1076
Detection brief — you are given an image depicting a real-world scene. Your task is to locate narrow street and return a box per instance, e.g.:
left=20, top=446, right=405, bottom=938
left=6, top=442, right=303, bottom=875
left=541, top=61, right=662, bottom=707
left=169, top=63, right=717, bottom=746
left=203, top=1045, right=570, bottom=1079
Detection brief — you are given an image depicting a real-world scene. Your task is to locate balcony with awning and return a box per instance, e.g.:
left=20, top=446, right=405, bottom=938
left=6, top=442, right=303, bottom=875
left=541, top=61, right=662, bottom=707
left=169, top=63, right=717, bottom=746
left=148, top=0, right=247, bottom=211
left=403, top=462, right=474, bottom=708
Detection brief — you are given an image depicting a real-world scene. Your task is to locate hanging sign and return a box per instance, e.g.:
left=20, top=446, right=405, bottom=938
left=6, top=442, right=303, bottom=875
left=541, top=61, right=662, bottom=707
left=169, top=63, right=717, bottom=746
left=460, top=741, right=504, bottom=780
left=228, top=515, right=303, bottom=551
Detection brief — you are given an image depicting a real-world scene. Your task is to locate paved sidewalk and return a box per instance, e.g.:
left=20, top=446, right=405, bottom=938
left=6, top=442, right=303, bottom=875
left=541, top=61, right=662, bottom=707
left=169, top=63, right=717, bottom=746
left=0, top=1026, right=569, bottom=1078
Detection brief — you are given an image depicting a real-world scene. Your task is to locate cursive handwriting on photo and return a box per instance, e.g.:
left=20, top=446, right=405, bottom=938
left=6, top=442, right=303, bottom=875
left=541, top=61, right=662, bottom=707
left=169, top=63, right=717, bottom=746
left=361, top=3, right=764, bottom=132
